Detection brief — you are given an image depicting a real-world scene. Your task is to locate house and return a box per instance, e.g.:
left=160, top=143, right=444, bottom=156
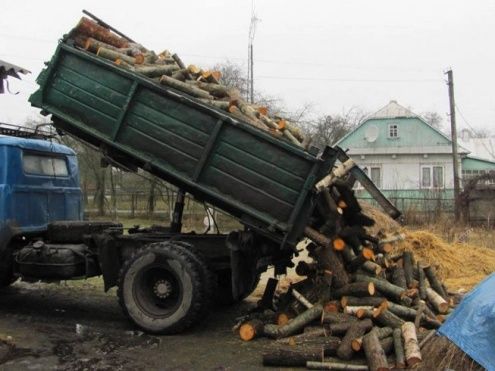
left=335, top=101, right=495, bottom=211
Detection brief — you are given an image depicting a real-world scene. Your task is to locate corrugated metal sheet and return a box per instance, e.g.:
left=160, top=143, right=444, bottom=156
left=0, top=60, right=30, bottom=79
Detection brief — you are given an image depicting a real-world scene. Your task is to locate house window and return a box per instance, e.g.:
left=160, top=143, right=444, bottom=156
left=354, top=166, right=381, bottom=189
left=370, top=167, right=382, bottom=188
left=421, top=165, right=444, bottom=189
left=388, top=124, right=399, bottom=138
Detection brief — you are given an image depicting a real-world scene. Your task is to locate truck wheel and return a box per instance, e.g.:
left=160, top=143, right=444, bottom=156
left=117, top=242, right=206, bottom=334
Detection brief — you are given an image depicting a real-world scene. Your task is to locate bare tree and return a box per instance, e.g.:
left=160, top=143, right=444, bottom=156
left=421, top=111, right=444, bottom=130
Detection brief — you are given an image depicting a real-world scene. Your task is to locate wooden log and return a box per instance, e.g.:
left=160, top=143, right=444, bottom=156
left=402, top=251, right=414, bottom=289
left=227, top=106, right=269, bottom=131
left=347, top=247, right=375, bottom=272
left=341, top=296, right=387, bottom=309
left=73, top=17, right=129, bottom=48
left=414, top=300, right=426, bottom=329
left=356, top=308, right=374, bottom=319
left=276, top=118, right=305, bottom=142
left=198, top=98, right=230, bottom=110
left=351, top=326, right=393, bottom=352
left=259, top=115, right=301, bottom=146
left=239, top=319, right=264, bottom=341
left=329, top=321, right=358, bottom=336
left=344, top=306, right=374, bottom=316
left=401, top=322, right=422, bottom=367
left=387, top=302, right=418, bottom=320
left=373, top=308, right=405, bottom=329
left=393, top=327, right=406, bottom=368
left=97, top=47, right=139, bottom=65
left=333, top=282, right=376, bottom=298
left=322, top=311, right=358, bottom=325
left=417, top=263, right=427, bottom=300
left=424, top=265, right=448, bottom=300
left=171, top=53, right=192, bottom=79
left=309, top=241, right=349, bottom=289
left=262, top=348, right=322, bottom=367
left=426, top=288, right=449, bottom=314
left=390, top=266, right=407, bottom=289
left=354, top=274, right=410, bottom=305
left=171, top=69, right=188, bottom=81
left=292, top=288, right=313, bottom=309
left=263, top=304, right=323, bottom=339
left=306, top=361, right=369, bottom=370
left=275, top=328, right=328, bottom=345
left=84, top=37, right=120, bottom=53
left=362, top=330, right=389, bottom=371
left=361, top=261, right=382, bottom=276
left=159, top=75, right=212, bottom=99
left=337, top=319, right=373, bottom=360
left=134, top=64, right=179, bottom=78
left=374, top=254, right=390, bottom=270
left=193, top=80, right=234, bottom=98
left=418, top=329, right=436, bottom=349
left=324, top=300, right=341, bottom=313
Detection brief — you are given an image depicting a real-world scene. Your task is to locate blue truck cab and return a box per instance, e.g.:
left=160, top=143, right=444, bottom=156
left=0, top=136, right=83, bottom=236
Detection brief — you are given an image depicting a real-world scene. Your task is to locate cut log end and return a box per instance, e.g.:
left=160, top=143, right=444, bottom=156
left=333, top=238, right=346, bottom=251
left=239, top=319, right=264, bottom=341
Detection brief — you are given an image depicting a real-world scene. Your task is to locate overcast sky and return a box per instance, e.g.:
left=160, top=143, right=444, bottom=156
left=1, top=0, right=493, bottom=133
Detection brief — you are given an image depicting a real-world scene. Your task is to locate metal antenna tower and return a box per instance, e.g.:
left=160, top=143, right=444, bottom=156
left=247, top=4, right=259, bottom=103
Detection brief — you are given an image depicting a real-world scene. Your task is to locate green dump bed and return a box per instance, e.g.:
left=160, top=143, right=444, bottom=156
left=30, top=42, right=337, bottom=247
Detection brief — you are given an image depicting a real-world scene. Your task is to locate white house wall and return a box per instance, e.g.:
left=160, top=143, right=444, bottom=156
left=353, top=153, right=457, bottom=190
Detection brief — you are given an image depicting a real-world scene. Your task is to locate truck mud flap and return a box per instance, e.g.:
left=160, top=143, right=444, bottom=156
left=226, top=231, right=259, bottom=301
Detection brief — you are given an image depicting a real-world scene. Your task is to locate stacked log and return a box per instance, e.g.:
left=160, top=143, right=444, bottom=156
left=67, top=16, right=306, bottom=147
left=234, top=170, right=456, bottom=369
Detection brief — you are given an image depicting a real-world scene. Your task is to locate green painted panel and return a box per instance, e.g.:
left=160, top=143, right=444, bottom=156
left=216, top=142, right=304, bottom=192
left=55, top=67, right=128, bottom=107
left=339, top=117, right=451, bottom=150
left=118, top=125, right=198, bottom=177
left=58, top=53, right=133, bottom=95
left=135, top=89, right=217, bottom=135
left=219, top=125, right=311, bottom=178
left=51, top=78, right=121, bottom=119
left=209, top=154, right=300, bottom=204
left=45, top=88, right=116, bottom=138
left=130, top=101, right=209, bottom=147
left=125, top=113, right=204, bottom=160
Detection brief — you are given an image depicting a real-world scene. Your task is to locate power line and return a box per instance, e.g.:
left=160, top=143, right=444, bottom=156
left=257, top=75, right=442, bottom=83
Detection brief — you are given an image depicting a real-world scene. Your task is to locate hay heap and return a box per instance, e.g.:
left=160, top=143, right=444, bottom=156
left=361, top=202, right=495, bottom=290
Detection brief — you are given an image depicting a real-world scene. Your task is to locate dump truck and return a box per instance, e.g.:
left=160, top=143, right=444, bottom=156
left=2, top=14, right=399, bottom=334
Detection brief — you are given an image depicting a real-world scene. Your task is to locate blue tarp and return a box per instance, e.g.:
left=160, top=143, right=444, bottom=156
left=439, top=273, right=495, bottom=371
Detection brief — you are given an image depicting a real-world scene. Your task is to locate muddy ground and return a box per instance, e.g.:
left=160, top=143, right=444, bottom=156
left=0, top=279, right=280, bottom=371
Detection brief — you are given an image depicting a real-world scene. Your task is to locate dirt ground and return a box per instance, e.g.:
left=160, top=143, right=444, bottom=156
left=0, top=279, right=280, bottom=371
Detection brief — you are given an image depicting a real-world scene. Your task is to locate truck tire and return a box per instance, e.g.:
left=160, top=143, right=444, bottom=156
left=48, top=221, right=122, bottom=244
left=117, top=242, right=207, bottom=334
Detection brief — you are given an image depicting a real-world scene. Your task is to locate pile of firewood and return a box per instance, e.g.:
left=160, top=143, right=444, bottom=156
left=234, top=163, right=455, bottom=370
left=67, top=17, right=306, bottom=147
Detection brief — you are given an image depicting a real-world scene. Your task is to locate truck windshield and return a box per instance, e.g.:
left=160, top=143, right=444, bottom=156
left=22, top=153, right=69, bottom=177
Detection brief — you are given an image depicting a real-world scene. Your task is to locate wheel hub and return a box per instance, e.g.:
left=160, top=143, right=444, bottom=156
left=153, top=279, right=173, bottom=299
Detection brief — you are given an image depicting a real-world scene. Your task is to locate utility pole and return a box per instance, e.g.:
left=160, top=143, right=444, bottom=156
left=446, top=69, right=461, bottom=222
left=247, top=8, right=259, bottom=104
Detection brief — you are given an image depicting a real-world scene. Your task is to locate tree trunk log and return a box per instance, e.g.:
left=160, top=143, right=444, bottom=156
left=74, top=17, right=129, bottom=48
left=401, top=322, right=422, bottom=367
left=424, top=265, right=448, bottom=300
left=426, top=288, right=449, bottom=314
left=329, top=321, right=358, bottom=336
left=344, top=306, right=374, bottom=316
left=97, top=47, right=140, bottom=65
left=362, top=330, right=389, bottom=371
left=387, top=302, right=417, bottom=320
left=198, top=98, right=230, bottom=110
left=402, top=251, right=414, bottom=289
left=341, top=296, right=387, bottom=309
left=393, top=327, right=406, bottom=368
left=192, top=80, right=234, bottom=98
left=262, top=348, right=322, bottom=367
left=417, top=263, right=427, bottom=300
left=347, top=248, right=375, bottom=272
left=414, top=300, right=426, bottom=329
left=361, top=261, right=382, bottom=276
left=373, top=308, right=405, bottom=329
left=354, top=274, right=411, bottom=305
left=309, top=241, right=349, bottom=289
left=159, top=75, right=212, bottom=99
left=263, top=304, right=323, bottom=339
left=306, top=361, right=369, bottom=370
left=322, top=311, right=358, bottom=325
left=351, top=326, right=393, bottom=352
left=134, top=64, right=179, bottom=77
left=276, top=327, right=328, bottom=344
left=333, top=282, right=376, bottom=298
left=390, top=266, right=407, bottom=289
left=239, top=319, right=264, bottom=341
left=337, top=319, right=373, bottom=360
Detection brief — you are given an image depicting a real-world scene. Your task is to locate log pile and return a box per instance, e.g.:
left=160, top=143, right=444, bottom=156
left=234, top=167, right=456, bottom=369
left=67, top=16, right=306, bottom=147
